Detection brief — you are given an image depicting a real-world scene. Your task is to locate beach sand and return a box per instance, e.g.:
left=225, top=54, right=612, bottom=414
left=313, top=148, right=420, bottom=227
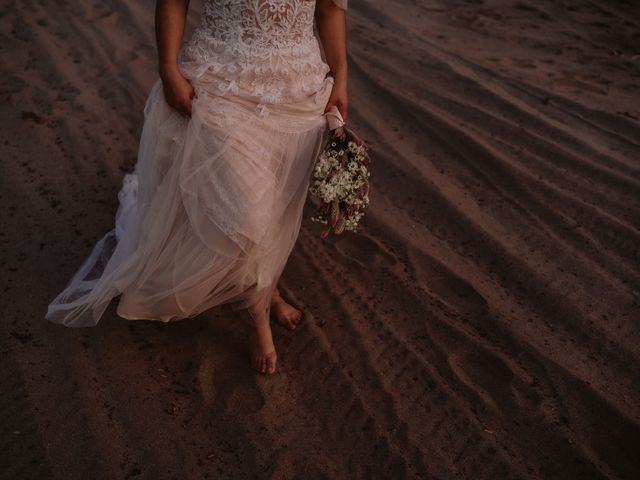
left=1, top=0, right=639, bottom=478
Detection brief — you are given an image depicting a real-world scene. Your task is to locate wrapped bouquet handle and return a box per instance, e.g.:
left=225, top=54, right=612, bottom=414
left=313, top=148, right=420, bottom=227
left=325, top=105, right=345, bottom=131
left=308, top=106, right=372, bottom=238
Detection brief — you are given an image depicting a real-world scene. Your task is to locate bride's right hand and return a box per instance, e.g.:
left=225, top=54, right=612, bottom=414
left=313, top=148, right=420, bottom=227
left=160, top=67, right=197, bottom=118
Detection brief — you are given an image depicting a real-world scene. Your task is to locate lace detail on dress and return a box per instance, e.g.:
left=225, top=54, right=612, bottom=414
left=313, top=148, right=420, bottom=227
left=179, top=0, right=342, bottom=106
left=202, top=0, right=316, bottom=52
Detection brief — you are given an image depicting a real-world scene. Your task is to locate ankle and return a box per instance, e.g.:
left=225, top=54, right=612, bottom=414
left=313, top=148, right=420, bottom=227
left=271, top=294, right=286, bottom=306
left=246, top=308, right=268, bottom=325
left=272, top=284, right=285, bottom=300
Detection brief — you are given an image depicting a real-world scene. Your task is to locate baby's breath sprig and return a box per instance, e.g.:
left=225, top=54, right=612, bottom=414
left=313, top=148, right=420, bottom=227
left=308, top=121, right=371, bottom=238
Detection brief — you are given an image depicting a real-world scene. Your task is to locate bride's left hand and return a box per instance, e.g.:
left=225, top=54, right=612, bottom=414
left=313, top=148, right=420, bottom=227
left=324, top=75, right=348, bottom=122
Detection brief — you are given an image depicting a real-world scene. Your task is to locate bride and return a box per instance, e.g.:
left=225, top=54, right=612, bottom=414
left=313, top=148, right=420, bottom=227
left=45, top=0, right=349, bottom=375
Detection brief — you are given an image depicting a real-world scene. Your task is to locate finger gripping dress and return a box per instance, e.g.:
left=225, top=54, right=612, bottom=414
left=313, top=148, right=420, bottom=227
left=45, top=0, right=348, bottom=327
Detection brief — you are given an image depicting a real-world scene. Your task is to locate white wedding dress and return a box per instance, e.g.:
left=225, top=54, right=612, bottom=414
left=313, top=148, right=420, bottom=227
left=46, top=0, right=348, bottom=327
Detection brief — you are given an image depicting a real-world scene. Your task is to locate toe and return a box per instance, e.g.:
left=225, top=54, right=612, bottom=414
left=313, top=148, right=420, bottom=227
left=266, top=355, right=277, bottom=374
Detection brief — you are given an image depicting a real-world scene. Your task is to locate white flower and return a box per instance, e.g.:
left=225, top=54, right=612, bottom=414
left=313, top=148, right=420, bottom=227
left=310, top=133, right=371, bottom=234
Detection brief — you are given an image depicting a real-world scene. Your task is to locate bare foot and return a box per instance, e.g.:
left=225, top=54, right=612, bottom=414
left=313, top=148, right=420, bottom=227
left=246, top=304, right=277, bottom=374
left=271, top=288, right=302, bottom=330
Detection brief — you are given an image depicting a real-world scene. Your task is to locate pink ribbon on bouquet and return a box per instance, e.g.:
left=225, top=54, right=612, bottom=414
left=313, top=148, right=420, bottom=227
left=324, top=105, right=345, bottom=131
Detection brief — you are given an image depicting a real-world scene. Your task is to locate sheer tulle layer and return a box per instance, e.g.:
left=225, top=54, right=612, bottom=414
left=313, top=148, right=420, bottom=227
left=45, top=74, right=334, bottom=327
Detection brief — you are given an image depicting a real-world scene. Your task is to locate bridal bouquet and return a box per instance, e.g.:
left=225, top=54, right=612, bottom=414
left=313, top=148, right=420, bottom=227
left=309, top=106, right=371, bottom=238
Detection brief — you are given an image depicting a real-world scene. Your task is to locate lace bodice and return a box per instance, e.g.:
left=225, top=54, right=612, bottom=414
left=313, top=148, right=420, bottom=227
left=179, top=0, right=347, bottom=107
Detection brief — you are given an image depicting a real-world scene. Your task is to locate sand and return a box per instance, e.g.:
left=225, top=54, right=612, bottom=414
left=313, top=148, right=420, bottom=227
left=1, top=0, right=639, bottom=478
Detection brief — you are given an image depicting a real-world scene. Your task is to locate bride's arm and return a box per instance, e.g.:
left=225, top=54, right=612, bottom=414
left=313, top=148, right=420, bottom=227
left=156, top=0, right=196, bottom=117
left=315, top=0, right=349, bottom=121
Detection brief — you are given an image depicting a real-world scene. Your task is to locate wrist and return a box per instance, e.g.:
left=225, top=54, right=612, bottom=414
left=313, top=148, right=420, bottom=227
left=330, top=72, right=348, bottom=88
left=331, top=71, right=348, bottom=83
left=329, top=64, right=348, bottom=80
left=159, top=63, right=180, bottom=81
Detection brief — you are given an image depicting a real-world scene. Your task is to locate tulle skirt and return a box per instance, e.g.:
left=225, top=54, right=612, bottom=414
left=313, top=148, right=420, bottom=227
left=45, top=72, right=334, bottom=327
